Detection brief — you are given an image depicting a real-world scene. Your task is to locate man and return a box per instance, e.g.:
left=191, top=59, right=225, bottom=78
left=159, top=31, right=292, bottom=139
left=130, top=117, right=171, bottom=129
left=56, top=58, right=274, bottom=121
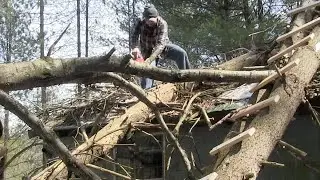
left=130, top=4, right=191, bottom=89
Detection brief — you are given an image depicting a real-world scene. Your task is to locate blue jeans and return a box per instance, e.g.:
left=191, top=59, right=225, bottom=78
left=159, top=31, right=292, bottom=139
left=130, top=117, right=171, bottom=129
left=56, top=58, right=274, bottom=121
left=141, top=44, right=191, bottom=89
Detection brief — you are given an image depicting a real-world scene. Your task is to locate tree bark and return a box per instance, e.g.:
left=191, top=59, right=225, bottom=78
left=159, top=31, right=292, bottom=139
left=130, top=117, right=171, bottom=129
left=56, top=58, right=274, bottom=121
left=85, top=0, right=89, bottom=57
left=214, top=22, right=320, bottom=180
left=215, top=52, right=260, bottom=70
left=32, top=83, right=177, bottom=180
left=77, top=0, right=82, bottom=94
left=40, top=0, right=47, bottom=110
left=0, top=53, right=272, bottom=91
left=242, top=0, right=250, bottom=26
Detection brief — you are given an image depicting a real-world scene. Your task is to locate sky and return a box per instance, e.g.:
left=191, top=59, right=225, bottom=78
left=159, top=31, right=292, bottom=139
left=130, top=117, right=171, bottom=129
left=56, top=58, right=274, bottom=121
left=1, top=0, right=146, bottom=132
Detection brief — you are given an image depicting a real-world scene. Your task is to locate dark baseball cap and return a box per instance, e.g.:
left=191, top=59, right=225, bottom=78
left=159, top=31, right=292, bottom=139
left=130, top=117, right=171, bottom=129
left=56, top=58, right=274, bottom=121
left=143, top=4, right=159, bottom=19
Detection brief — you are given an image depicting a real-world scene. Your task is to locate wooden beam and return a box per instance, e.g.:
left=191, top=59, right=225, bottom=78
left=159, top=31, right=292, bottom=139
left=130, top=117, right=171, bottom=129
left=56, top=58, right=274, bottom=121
left=209, top=127, right=256, bottom=156
left=271, top=34, right=314, bottom=63
left=229, top=95, right=280, bottom=121
left=276, top=17, right=320, bottom=42
left=287, top=1, right=320, bottom=16
left=199, top=172, right=218, bottom=180
left=251, top=59, right=300, bottom=92
left=86, top=164, right=131, bottom=180
left=242, top=66, right=268, bottom=70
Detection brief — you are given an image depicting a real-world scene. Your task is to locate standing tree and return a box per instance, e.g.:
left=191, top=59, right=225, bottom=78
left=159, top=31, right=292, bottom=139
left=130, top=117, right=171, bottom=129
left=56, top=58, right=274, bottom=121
left=77, top=0, right=82, bottom=94
left=151, top=0, right=288, bottom=65
left=0, top=0, right=38, bottom=178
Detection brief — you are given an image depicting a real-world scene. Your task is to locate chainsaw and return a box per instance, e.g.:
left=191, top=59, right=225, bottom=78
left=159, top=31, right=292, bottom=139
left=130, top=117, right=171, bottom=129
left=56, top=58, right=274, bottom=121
left=132, top=50, right=145, bottom=63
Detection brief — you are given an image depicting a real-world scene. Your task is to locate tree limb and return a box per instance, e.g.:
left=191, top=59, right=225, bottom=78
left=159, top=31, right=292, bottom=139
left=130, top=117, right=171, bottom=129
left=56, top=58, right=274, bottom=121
left=0, top=50, right=273, bottom=91
left=104, top=72, right=196, bottom=179
left=0, top=90, right=101, bottom=180
left=46, top=23, right=71, bottom=57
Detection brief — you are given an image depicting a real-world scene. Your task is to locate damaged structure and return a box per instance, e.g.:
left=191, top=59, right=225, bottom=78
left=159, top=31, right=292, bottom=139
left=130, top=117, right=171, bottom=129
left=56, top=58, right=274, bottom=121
left=1, top=0, right=320, bottom=179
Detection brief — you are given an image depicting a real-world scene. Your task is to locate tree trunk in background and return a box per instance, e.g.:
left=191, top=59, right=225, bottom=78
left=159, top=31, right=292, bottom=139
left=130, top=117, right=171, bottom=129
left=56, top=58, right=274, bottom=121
left=223, top=0, right=229, bottom=20
left=39, top=0, right=48, bottom=170
left=257, top=0, right=263, bottom=20
left=40, top=0, right=46, bottom=109
left=127, top=0, right=131, bottom=52
left=215, top=52, right=259, bottom=70
left=242, top=0, right=250, bottom=26
left=3, top=1, right=12, bottom=178
left=77, top=0, right=82, bottom=94
left=85, top=0, right=89, bottom=58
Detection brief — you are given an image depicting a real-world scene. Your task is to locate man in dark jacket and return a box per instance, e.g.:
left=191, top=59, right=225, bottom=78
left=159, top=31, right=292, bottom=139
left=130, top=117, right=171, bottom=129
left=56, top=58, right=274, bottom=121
left=130, top=4, right=191, bottom=89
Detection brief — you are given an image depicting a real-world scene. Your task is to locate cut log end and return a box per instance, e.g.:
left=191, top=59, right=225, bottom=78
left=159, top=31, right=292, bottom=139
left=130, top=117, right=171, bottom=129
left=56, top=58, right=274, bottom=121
left=247, top=127, right=256, bottom=136
left=310, top=33, right=315, bottom=39
left=274, top=95, right=280, bottom=103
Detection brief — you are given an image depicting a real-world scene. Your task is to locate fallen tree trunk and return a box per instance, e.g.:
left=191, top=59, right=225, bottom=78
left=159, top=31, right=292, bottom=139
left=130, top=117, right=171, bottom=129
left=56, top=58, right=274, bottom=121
left=32, top=83, right=176, bottom=179
left=0, top=51, right=272, bottom=91
left=215, top=52, right=260, bottom=70
left=214, top=20, right=320, bottom=180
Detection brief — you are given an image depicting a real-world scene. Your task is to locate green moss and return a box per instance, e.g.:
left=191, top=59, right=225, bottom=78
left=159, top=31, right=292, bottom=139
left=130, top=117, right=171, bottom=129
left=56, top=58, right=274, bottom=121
left=32, top=58, right=55, bottom=78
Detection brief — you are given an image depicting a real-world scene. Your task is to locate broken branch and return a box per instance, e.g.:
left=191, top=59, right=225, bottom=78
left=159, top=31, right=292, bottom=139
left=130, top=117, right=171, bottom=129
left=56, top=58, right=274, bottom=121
left=174, top=92, right=202, bottom=135
left=209, top=113, right=231, bottom=131
left=270, top=34, right=314, bottom=63
left=276, top=18, right=319, bottom=42
left=260, top=160, right=285, bottom=167
left=194, top=105, right=213, bottom=128
left=229, top=95, right=280, bottom=121
left=46, top=23, right=71, bottom=57
left=278, top=140, right=307, bottom=157
left=209, top=127, right=256, bottom=156
left=242, top=66, right=268, bottom=70
left=251, top=59, right=300, bottom=92
left=0, top=90, right=101, bottom=179
left=287, top=1, right=320, bottom=16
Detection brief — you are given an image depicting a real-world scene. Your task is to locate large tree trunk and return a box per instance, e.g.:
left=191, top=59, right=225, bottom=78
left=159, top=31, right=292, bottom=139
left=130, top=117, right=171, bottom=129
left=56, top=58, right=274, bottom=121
left=215, top=52, right=259, bottom=70
left=32, top=83, right=177, bottom=179
left=214, top=14, right=320, bottom=180
left=0, top=54, right=272, bottom=91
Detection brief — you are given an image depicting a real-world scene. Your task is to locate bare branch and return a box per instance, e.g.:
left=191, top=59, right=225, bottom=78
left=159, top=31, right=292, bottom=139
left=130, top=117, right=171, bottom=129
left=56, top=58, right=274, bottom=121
left=46, top=23, right=71, bottom=57
left=104, top=72, right=196, bottom=180
left=174, top=92, right=202, bottom=135
left=0, top=90, right=101, bottom=179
